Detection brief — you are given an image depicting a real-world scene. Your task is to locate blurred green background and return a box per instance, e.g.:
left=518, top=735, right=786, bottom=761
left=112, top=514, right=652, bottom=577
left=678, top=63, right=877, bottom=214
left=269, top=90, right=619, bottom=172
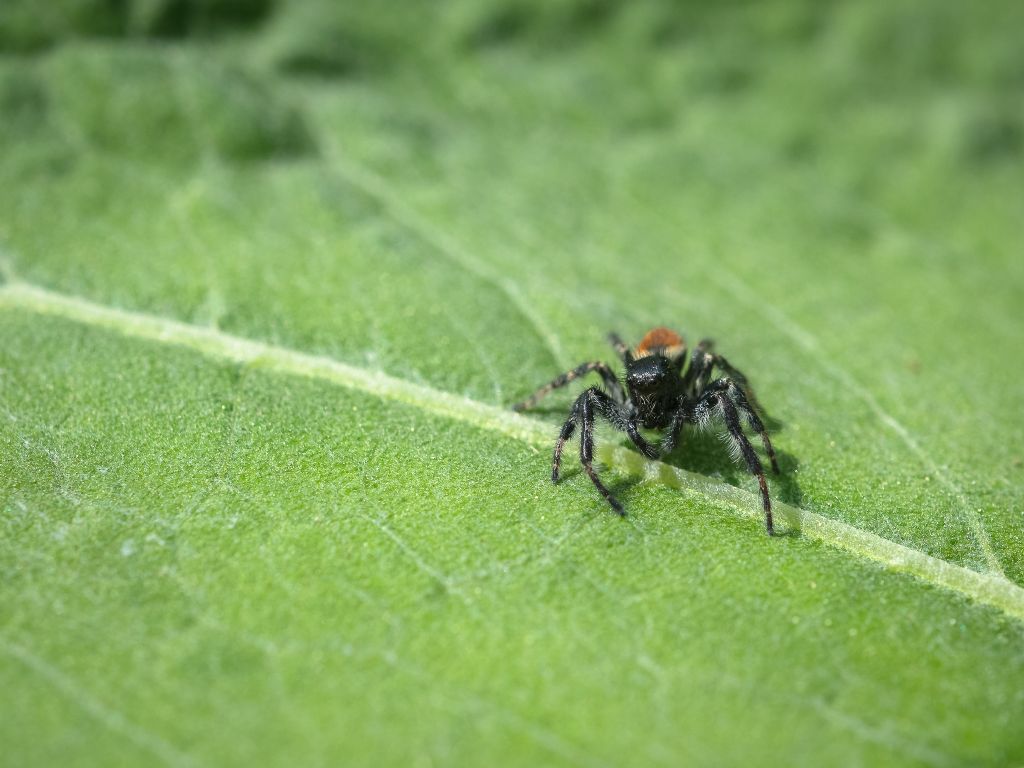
left=2, top=1, right=1023, bottom=766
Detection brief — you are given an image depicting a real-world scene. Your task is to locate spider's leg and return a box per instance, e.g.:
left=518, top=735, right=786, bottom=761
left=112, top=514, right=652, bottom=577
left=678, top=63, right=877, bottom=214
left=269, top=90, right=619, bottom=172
left=700, top=387, right=774, bottom=535
left=710, top=353, right=767, bottom=415
left=554, top=388, right=654, bottom=513
left=708, top=378, right=779, bottom=474
left=727, top=381, right=779, bottom=474
left=607, top=332, right=633, bottom=364
left=588, top=387, right=659, bottom=459
left=682, top=341, right=716, bottom=394
left=578, top=388, right=625, bottom=515
left=512, top=361, right=625, bottom=411
left=552, top=405, right=579, bottom=484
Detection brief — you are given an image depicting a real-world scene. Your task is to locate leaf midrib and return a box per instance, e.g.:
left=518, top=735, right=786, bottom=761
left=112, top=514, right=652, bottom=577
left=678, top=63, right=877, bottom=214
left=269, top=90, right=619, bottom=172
left=308, top=122, right=1005, bottom=580
left=2, top=279, right=1022, bottom=622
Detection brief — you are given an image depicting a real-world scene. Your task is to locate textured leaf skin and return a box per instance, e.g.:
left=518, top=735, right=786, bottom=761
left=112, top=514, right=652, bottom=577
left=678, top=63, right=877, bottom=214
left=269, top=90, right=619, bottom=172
left=2, top=2, right=1024, bottom=766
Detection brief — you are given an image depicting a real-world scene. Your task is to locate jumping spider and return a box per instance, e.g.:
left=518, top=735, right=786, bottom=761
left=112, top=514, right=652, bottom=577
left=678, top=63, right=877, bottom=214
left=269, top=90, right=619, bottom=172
left=513, top=328, right=780, bottom=534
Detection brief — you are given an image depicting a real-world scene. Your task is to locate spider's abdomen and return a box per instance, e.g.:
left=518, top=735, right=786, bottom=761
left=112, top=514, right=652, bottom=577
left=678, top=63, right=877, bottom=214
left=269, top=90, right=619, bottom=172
left=635, top=327, right=686, bottom=360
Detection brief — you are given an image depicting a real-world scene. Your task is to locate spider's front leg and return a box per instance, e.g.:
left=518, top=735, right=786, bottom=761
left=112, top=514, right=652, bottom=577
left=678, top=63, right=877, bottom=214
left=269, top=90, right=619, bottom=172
left=553, top=387, right=657, bottom=515
left=696, top=380, right=777, bottom=534
left=712, top=378, right=779, bottom=474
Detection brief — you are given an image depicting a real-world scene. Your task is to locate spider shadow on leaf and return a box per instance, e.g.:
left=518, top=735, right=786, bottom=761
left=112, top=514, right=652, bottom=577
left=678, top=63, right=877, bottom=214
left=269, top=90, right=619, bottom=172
left=512, top=328, right=799, bottom=533
left=556, top=418, right=802, bottom=512
left=659, top=424, right=803, bottom=508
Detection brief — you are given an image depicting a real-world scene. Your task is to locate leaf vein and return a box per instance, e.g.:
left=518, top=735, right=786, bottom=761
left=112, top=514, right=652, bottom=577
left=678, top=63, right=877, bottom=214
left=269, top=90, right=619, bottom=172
left=2, top=281, right=1022, bottom=622
left=710, top=267, right=1006, bottom=577
left=0, top=638, right=197, bottom=768
left=320, top=145, right=568, bottom=370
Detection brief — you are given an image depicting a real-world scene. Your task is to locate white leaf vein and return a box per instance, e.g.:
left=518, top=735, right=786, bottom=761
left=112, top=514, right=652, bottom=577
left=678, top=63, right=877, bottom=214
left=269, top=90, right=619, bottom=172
left=2, top=281, right=1022, bottom=622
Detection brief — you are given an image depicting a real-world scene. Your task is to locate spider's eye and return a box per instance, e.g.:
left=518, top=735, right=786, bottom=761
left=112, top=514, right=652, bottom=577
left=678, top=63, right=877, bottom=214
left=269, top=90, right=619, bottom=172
left=705, top=394, right=719, bottom=407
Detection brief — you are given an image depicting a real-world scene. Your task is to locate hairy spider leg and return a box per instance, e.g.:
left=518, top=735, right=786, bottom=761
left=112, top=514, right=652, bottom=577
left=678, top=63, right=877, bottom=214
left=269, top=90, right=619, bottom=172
left=686, top=338, right=766, bottom=415
left=606, top=332, right=634, bottom=364
left=681, top=340, right=716, bottom=395
left=709, top=352, right=767, bottom=416
left=702, top=385, right=775, bottom=535
left=552, top=406, right=578, bottom=483
left=512, top=361, right=625, bottom=411
left=585, top=388, right=660, bottom=460
left=578, top=390, right=624, bottom=514
left=683, top=341, right=772, bottom=447
left=554, top=387, right=659, bottom=514
left=711, top=378, right=779, bottom=474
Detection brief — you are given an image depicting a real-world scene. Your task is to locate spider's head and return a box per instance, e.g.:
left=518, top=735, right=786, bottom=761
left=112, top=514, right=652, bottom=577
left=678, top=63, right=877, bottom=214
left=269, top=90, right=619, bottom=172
left=625, top=354, right=673, bottom=400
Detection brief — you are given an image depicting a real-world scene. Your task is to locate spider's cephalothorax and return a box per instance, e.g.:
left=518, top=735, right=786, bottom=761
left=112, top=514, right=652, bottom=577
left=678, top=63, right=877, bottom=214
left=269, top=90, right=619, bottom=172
left=512, top=328, right=781, bottom=534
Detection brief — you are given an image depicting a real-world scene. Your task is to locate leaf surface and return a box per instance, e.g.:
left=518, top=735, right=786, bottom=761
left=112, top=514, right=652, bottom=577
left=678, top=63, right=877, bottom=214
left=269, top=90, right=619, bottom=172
left=2, top=2, right=1024, bottom=766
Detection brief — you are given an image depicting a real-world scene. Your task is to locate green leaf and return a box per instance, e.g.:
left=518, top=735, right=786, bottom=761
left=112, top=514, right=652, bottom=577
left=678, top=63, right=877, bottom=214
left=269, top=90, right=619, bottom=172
left=2, top=2, right=1024, bottom=766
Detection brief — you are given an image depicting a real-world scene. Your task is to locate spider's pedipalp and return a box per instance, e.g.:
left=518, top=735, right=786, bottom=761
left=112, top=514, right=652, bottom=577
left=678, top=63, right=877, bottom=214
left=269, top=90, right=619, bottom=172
left=661, top=395, right=690, bottom=454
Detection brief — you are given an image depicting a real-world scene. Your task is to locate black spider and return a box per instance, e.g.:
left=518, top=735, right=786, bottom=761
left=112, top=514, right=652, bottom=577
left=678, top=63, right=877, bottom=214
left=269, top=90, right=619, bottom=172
left=512, top=328, right=780, bottom=534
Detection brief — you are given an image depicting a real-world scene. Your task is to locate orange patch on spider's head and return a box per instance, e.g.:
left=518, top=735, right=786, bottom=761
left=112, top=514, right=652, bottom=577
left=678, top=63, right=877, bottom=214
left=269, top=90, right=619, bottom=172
left=635, top=327, right=686, bottom=359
